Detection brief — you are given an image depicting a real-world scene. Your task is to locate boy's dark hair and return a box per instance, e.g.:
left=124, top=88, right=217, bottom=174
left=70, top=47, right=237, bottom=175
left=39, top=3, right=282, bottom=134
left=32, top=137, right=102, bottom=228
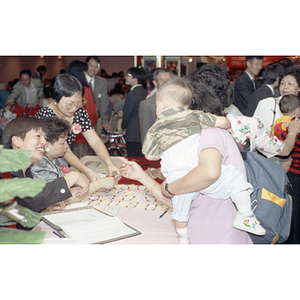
left=40, top=117, right=70, bottom=145
left=279, top=94, right=300, bottom=114
left=3, top=117, right=48, bottom=149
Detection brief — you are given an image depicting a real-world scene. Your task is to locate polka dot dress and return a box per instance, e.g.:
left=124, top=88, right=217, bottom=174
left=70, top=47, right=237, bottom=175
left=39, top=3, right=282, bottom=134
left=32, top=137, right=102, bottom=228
left=35, top=107, right=93, bottom=145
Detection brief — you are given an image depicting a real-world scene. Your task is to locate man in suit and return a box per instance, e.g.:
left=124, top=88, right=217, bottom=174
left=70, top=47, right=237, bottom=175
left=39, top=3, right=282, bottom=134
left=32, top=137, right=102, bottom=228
left=139, top=68, right=173, bottom=144
left=234, top=56, right=263, bottom=115
left=247, top=62, right=284, bottom=116
left=85, top=56, right=112, bottom=132
left=121, top=67, right=148, bottom=157
left=4, top=69, right=44, bottom=112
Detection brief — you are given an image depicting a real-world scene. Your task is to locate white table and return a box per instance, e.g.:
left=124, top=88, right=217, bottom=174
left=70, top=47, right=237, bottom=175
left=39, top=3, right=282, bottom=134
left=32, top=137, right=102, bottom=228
left=32, top=183, right=178, bottom=244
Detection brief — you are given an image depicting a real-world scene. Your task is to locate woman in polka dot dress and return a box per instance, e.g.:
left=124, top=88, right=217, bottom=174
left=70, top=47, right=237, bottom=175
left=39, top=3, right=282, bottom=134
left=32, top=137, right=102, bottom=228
left=35, top=74, right=120, bottom=182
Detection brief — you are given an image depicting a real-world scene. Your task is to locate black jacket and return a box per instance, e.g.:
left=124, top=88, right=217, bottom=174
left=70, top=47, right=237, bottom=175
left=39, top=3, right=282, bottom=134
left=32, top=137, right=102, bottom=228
left=234, top=72, right=255, bottom=115
left=1, top=169, right=72, bottom=212
left=122, top=85, right=147, bottom=142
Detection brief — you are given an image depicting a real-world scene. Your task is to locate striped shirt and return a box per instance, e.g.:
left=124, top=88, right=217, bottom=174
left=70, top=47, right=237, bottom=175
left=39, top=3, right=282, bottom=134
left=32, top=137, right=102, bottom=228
left=280, top=124, right=300, bottom=176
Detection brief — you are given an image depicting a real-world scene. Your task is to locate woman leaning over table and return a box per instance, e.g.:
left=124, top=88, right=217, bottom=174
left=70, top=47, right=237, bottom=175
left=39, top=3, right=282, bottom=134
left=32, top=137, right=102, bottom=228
left=34, top=74, right=120, bottom=182
left=1, top=117, right=90, bottom=216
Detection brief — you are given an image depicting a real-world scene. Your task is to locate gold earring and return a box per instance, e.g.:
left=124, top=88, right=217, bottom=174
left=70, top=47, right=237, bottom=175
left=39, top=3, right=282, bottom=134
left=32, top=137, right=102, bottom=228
left=53, top=101, right=57, bottom=106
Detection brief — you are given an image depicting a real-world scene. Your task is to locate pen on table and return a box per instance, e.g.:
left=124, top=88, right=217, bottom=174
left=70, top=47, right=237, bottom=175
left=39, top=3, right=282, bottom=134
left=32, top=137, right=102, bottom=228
left=159, top=210, right=168, bottom=219
left=53, top=231, right=63, bottom=238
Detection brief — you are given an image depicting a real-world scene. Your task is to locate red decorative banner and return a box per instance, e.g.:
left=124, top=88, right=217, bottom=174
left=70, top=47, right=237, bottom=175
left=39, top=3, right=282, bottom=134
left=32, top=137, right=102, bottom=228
left=226, top=56, right=287, bottom=69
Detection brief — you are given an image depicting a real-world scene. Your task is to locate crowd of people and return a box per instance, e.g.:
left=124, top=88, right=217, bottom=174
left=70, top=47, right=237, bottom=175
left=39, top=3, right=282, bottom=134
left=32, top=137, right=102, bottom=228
left=1, top=55, right=300, bottom=244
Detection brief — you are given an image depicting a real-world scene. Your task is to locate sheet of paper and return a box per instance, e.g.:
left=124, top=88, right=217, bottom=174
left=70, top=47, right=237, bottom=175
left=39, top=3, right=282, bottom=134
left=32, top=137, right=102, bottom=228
left=93, top=204, right=120, bottom=216
left=65, top=202, right=88, bottom=209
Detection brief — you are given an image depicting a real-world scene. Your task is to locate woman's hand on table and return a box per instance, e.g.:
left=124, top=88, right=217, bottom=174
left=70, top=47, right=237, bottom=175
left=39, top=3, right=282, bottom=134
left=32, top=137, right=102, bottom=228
left=70, top=186, right=89, bottom=198
left=118, top=156, right=144, bottom=181
left=107, top=163, right=121, bottom=179
left=64, top=171, right=90, bottom=196
left=42, top=201, right=66, bottom=212
left=94, top=176, right=118, bottom=191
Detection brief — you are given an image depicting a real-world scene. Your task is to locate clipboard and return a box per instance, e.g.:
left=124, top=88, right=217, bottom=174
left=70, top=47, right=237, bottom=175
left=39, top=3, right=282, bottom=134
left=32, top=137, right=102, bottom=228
left=41, top=206, right=141, bottom=244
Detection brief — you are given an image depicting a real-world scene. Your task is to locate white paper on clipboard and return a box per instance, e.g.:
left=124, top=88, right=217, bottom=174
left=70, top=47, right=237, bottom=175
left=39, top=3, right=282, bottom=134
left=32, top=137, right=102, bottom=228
left=41, top=206, right=140, bottom=244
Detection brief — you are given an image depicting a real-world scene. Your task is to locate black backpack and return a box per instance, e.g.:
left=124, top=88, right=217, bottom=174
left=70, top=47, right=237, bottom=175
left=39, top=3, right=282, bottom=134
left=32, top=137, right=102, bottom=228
left=238, top=139, right=293, bottom=244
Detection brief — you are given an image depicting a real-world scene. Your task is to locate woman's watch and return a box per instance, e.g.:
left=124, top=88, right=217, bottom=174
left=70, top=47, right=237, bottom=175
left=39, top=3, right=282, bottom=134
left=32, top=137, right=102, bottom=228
left=165, top=183, right=175, bottom=196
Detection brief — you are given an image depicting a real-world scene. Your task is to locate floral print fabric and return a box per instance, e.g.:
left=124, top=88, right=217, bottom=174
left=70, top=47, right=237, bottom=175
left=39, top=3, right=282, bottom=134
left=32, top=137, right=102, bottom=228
left=227, top=114, right=284, bottom=158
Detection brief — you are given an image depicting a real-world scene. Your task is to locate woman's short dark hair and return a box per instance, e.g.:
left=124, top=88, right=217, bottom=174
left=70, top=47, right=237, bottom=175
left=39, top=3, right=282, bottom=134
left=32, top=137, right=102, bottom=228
left=3, top=117, right=48, bottom=149
left=127, top=67, right=147, bottom=89
left=278, top=66, right=300, bottom=87
left=51, top=74, right=83, bottom=102
left=190, top=65, right=233, bottom=109
left=40, top=117, right=70, bottom=145
left=189, top=80, right=224, bottom=116
left=194, top=63, right=230, bottom=80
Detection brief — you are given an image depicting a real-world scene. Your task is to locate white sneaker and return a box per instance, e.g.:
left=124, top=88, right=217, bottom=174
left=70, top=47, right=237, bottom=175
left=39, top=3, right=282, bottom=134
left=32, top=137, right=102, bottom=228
left=233, top=211, right=266, bottom=236
left=177, top=236, right=190, bottom=244
left=176, top=227, right=190, bottom=244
